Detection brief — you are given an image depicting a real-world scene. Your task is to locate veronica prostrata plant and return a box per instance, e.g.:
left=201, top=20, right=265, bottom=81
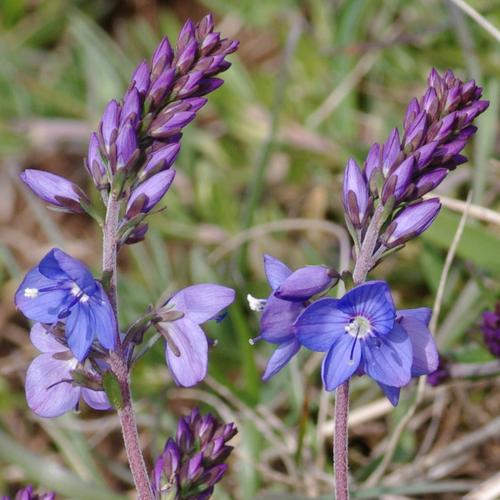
left=14, top=14, right=238, bottom=500
left=249, top=68, right=489, bottom=499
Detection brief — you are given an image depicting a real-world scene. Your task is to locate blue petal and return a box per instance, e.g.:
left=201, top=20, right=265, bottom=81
left=25, top=353, right=80, bottom=418
left=39, top=248, right=96, bottom=293
left=362, top=323, right=412, bottom=387
left=295, top=298, right=348, bottom=352
left=377, top=382, right=401, bottom=406
left=81, top=388, right=111, bottom=411
left=398, top=313, right=438, bottom=376
left=66, top=303, right=95, bottom=361
left=164, top=317, right=208, bottom=387
left=90, top=284, right=116, bottom=350
left=30, top=323, right=66, bottom=353
left=275, top=265, right=335, bottom=302
left=262, top=339, right=300, bottom=381
left=398, top=307, right=431, bottom=326
left=260, top=295, right=303, bottom=344
left=321, top=334, right=361, bottom=391
left=263, top=254, right=292, bottom=290
left=339, top=281, right=395, bottom=336
left=15, top=267, right=67, bottom=323
left=168, top=284, right=235, bottom=324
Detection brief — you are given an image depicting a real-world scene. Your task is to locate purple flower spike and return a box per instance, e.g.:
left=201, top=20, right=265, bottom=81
left=481, top=303, right=500, bottom=358
left=152, top=408, right=237, bottom=499
left=15, top=248, right=116, bottom=360
left=26, top=323, right=110, bottom=418
left=156, top=284, right=235, bottom=387
left=125, top=169, right=176, bottom=218
left=381, top=198, right=441, bottom=248
left=295, top=282, right=438, bottom=402
left=20, top=169, right=89, bottom=214
left=343, top=158, right=371, bottom=228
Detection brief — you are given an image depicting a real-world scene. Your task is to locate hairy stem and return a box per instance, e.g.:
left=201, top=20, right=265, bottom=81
left=333, top=203, right=386, bottom=499
left=103, top=192, right=153, bottom=500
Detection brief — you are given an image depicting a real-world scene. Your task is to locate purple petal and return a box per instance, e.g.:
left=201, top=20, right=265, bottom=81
left=339, top=281, right=395, bottom=336
left=15, top=267, right=67, bottom=323
left=398, top=312, right=438, bottom=376
left=377, top=382, right=401, bottom=406
left=89, top=284, right=116, bottom=350
left=100, top=100, right=120, bottom=149
left=130, top=60, right=150, bottom=95
left=142, top=143, right=180, bottom=176
left=121, top=87, right=141, bottom=127
left=381, top=128, right=401, bottom=176
left=362, top=323, right=412, bottom=387
left=168, top=284, right=235, bottom=324
left=30, top=323, right=65, bottom=353
left=295, top=298, right=347, bottom=351
left=321, top=334, right=361, bottom=391
left=66, top=303, right=95, bottom=361
left=81, top=388, right=111, bottom=411
left=260, top=295, right=303, bottom=343
left=164, top=317, right=208, bottom=387
left=275, top=265, right=335, bottom=301
left=343, top=158, right=370, bottom=227
left=414, top=168, right=448, bottom=197
left=397, top=307, right=431, bottom=325
left=116, top=122, right=137, bottom=169
left=263, top=254, right=292, bottom=290
left=25, top=353, right=80, bottom=418
left=364, top=143, right=381, bottom=181
left=262, top=338, right=300, bottom=381
left=20, top=169, right=86, bottom=213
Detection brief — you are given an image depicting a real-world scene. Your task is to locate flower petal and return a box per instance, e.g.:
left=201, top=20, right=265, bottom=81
left=168, top=284, right=235, bottom=324
left=263, top=254, right=292, bottom=290
left=90, top=284, right=116, bottom=350
left=399, top=313, right=439, bottom=376
left=25, top=354, right=79, bottom=418
left=30, top=323, right=66, bottom=353
left=377, top=382, right=401, bottom=406
left=262, top=339, right=300, bottom=381
left=362, top=323, right=412, bottom=387
left=66, top=303, right=95, bottom=361
left=260, top=295, right=303, bottom=344
left=339, top=281, right=395, bottom=336
left=295, top=298, right=348, bottom=352
left=275, top=265, right=335, bottom=302
left=15, top=267, right=67, bottom=323
left=322, top=334, right=361, bottom=391
left=81, top=388, right=111, bottom=411
left=398, top=307, right=432, bottom=326
left=165, top=317, right=208, bottom=387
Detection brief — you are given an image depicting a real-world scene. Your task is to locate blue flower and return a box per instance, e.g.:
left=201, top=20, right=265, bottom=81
left=295, top=281, right=438, bottom=405
left=15, top=248, right=116, bottom=361
left=251, top=255, right=338, bottom=381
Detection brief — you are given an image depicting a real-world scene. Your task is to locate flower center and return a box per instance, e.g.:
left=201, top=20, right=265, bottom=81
left=345, top=316, right=372, bottom=338
left=70, top=283, right=90, bottom=303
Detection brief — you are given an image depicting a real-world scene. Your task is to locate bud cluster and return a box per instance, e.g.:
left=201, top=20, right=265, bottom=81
left=342, top=68, right=489, bottom=250
left=151, top=408, right=237, bottom=500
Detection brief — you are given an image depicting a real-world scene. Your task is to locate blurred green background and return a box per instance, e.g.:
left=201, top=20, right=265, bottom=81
left=0, top=0, right=499, bottom=498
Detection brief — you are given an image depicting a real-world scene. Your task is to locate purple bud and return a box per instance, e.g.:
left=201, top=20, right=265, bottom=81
left=201, top=32, right=221, bottom=55
left=126, top=170, right=176, bottom=218
left=195, top=77, right=225, bottom=96
left=147, top=68, right=175, bottom=107
left=100, top=100, right=120, bottom=150
left=177, top=20, right=196, bottom=52
left=172, top=71, right=204, bottom=98
left=20, top=169, right=88, bottom=214
left=382, top=198, right=441, bottom=247
left=481, top=304, right=500, bottom=358
left=413, top=141, right=439, bottom=170
left=176, top=417, right=194, bottom=453
left=85, top=132, right=107, bottom=186
left=343, top=158, right=370, bottom=228
left=430, top=113, right=456, bottom=142
left=404, top=111, right=427, bottom=149
left=404, top=98, right=421, bottom=131
left=364, top=143, right=381, bottom=181
left=414, top=168, right=448, bottom=197
left=150, top=110, right=196, bottom=139
left=130, top=60, right=150, bottom=95
left=382, top=156, right=414, bottom=203
left=433, top=139, right=468, bottom=163
left=445, top=85, right=462, bottom=111
left=457, top=100, right=489, bottom=126
left=152, top=37, right=174, bottom=79
left=116, top=123, right=138, bottom=170
left=275, top=265, right=338, bottom=302
left=176, top=39, right=198, bottom=74
left=197, top=14, right=215, bottom=39
left=422, top=87, right=440, bottom=119
left=125, top=223, right=149, bottom=245
left=141, top=143, right=180, bottom=178
left=200, top=464, right=228, bottom=487
left=186, top=452, right=203, bottom=482
left=121, top=87, right=141, bottom=128
left=427, top=356, right=450, bottom=386
left=381, top=128, right=401, bottom=176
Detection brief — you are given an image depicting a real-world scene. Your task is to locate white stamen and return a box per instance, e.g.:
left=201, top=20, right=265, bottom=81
left=24, top=288, right=39, bottom=298
left=70, top=283, right=90, bottom=303
left=345, top=315, right=372, bottom=338
left=247, top=294, right=266, bottom=312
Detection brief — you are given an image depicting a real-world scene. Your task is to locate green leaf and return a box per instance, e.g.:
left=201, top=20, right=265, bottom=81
left=102, top=371, right=123, bottom=410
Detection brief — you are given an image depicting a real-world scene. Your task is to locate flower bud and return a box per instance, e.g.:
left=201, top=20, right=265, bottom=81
left=343, top=158, right=370, bottom=228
